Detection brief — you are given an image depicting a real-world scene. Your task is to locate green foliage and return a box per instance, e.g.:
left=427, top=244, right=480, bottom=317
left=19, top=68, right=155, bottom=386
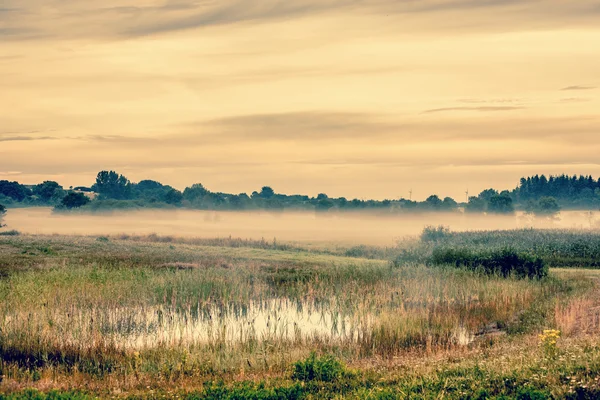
left=488, top=194, right=515, bottom=214
left=431, top=247, right=548, bottom=279
left=466, top=196, right=487, bottom=213
left=0, top=230, right=20, bottom=236
left=0, top=390, right=92, bottom=399
left=0, top=180, right=30, bottom=202
left=260, top=186, right=275, bottom=199
left=517, top=174, right=600, bottom=208
left=420, top=228, right=600, bottom=268
left=195, top=381, right=303, bottom=400
left=527, top=196, right=561, bottom=216
left=93, top=170, right=132, bottom=200
left=291, top=353, right=346, bottom=383
left=59, top=192, right=90, bottom=209
left=420, top=225, right=450, bottom=242
left=33, top=181, right=64, bottom=203
left=183, top=183, right=208, bottom=201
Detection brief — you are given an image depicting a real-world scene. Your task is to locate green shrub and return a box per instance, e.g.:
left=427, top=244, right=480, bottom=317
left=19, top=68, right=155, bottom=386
left=0, top=230, right=20, bottom=236
left=197, top=381, right=304, bottom=400
left=430, top=247, right=548, bottom=279
left=291, top=353, right=346, bottom=383
left=420, top=225, right=450, bottom=242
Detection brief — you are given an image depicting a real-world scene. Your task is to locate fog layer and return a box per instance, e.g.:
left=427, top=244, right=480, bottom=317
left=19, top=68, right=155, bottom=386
left=4, top=208, right=599, bottom=246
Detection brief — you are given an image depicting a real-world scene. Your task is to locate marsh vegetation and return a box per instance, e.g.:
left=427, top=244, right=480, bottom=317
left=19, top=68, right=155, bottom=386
left=1, top=227, right=600, bottom=398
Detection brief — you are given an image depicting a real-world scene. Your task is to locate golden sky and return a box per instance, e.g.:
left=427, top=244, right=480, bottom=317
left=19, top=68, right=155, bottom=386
left=1, top=0, right=599, bottom=200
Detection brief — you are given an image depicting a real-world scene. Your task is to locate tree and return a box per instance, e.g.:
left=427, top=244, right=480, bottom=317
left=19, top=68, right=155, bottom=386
left=163, top=188, right=183, bottom=205
left=183, top=184, right=208, bottom=202
left=425, top=195, right=442, bottom=209
left=136, top=180, right=164, bottom=191
left=61, top=192, right=90, bottom=209
left=34, top=181, right=63, bottom=202
left=93, top=171, right=132, bottom=200
left=0, top=180, right=30, bottom=202
left=260, top=186, right=275, bottom=199
left=465, top=196, right=486, bottom=213
left=478, top=189, right=499, bottom=202
left=316, top=198, right=334, bottom=211
left=441, top=197, right=458, bottom=210
left=488, top=194, right=514, bottom=214
left=535, top=196, right=561, bottom=216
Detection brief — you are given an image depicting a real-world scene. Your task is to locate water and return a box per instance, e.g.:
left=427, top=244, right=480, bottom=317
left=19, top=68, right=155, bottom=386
left=4, top=208, right=600, bottom=246
left=2, top=299, right=371, bottom=350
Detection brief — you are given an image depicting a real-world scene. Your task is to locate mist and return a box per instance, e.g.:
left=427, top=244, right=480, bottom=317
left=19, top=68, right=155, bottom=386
left=4, top=208, right=599, bottom=246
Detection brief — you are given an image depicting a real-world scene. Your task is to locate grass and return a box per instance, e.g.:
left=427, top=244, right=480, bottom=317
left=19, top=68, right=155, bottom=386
left=0, top=232, right=599, bottom=398
left=417, top=227, right=600, bottom=268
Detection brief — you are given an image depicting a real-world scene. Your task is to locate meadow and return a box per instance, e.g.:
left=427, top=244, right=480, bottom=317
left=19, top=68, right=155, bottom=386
left=0, top=229, right=600, bottom=398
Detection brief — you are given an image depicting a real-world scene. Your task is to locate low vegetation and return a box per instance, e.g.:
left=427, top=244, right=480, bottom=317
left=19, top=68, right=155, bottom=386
left=0, top=231, right=599, bottom=398
left=430, top=247, right=548, bottom=279
left=415, top=226, right=600, bottom=268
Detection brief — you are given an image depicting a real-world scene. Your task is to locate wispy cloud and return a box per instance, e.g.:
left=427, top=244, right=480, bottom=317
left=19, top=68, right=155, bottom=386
left=560, top=98, right=591, bottom=103
left=2, top=0, right=600, bottom=40
left=423, top=106, right=524, bottom=114
left=561, top=85, right=596, bottom=91
left=0, top=135, right=56, bottom=142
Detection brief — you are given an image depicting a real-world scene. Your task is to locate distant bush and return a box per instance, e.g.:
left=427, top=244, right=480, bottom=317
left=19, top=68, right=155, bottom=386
left=291, top=353, right=346, bottom=383
left=0, top=230, right=20, bottom=236
left=431, top=247, right=548, bottom=279
left=420, top=225, right=450, bottom=242
left=60, top=192, right=90, bottom=209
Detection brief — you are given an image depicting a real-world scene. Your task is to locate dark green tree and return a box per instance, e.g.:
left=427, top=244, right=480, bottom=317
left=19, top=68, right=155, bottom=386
left=260, top=186, right=275, bottom=199
left=534, top=196, right=561, bottom=216
left=93, top=171, right=132, bottom=200
left=478, top=188, right=499, bottom=202
left=441, top=197, right=458, bottom=210
left=488, top=194, right=514, bottom=214
left=183, top=184, right=208, bottom=202
left=164, top=188, right=184, bottom=205
left=316, top=198, right=334, bottom=211
left=425, top=195, right=442, bottom=209
left=34, top=181, right=64, bottom=202
left=136, top=180, right=163, bottom=191
left=465, top=196, right=486, bottom=213
left=0, top=180, right=30, bottom=202
left=61, top=192, right=90, bottom=209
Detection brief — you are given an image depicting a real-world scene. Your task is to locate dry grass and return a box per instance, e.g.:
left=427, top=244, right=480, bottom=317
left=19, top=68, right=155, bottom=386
left=0, top=234, right=597, bottom=398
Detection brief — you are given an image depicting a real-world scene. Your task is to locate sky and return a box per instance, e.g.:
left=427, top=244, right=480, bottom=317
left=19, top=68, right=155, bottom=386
left=1, top=0, right=599, bottom=201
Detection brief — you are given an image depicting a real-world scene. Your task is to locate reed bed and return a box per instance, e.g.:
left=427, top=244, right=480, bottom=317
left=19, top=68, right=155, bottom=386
left=0, top=234, right=594, bottom=396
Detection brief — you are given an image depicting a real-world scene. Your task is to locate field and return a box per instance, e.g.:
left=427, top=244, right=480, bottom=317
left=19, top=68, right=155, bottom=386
left=1, top=229, right=600, bottom=399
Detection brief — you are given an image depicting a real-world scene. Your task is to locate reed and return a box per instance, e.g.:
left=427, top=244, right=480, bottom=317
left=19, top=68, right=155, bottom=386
left=0, top=233, right=595, bottom=397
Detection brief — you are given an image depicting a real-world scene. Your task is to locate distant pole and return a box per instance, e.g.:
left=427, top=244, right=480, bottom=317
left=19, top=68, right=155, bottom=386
left=465, top=189, right=469, bottom=203
left=409, top=189, right=413, bottom=201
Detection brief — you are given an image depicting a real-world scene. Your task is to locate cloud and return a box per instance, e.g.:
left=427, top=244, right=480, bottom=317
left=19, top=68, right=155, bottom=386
left=561, top=85, right=596, bottom=91
left=2, top=0, right=600, bottom=40
left=560, top=98, right=591, bottom=103
left=166, top=112, right=600, bottom=147
left=423, top=106, right=524, bottom=114
left=202, top=111, right=392, bottom=139
left=0, top=136, right=56, bottom=142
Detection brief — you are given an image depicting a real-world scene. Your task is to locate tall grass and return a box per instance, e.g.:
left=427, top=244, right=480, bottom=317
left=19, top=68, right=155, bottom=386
left=0, top=233, right=594, bottom=396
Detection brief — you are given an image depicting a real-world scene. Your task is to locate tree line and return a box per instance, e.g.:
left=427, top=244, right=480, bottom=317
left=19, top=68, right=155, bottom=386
left=1, top=171, right=599, bottom=216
